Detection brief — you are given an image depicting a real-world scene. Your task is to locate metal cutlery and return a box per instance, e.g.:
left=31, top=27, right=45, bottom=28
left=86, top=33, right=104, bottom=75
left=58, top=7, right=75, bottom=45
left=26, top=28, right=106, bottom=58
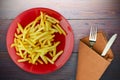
left=101, top=34, right=117, bottom=56
left=89, top=26, right=97, bottom=48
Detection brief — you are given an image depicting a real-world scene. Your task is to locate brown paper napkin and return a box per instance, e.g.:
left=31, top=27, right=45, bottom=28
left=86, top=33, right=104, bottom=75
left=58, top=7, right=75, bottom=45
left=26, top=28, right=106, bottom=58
left=76, top=32, right=114, bottom=80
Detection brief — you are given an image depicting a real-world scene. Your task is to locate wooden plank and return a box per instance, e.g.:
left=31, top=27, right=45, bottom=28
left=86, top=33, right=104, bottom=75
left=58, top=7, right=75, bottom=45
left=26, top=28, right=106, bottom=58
left=0, top=0, right=120, bottom=19
left=0, top=52, right=77, bottom=80
left=1, top=51, right=120, bottom=80
left=1, top=19, right=120, bottom=52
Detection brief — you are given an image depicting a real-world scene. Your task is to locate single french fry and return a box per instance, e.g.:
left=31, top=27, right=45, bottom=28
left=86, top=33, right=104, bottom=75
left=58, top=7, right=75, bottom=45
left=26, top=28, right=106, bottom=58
left=16, top=52, right=21, bottom=56
left=49, top=28, right=58, bottom=34
left=45, top=21, right=51, bottom=31
left=54, top=41, right=60, bottom=47
left=11, top=43, right=16, bottom=48
left=46, top=15, right=59, bottom=23
left=46, top=18, right=56, bottom=24
left=17, top=28, right=20, bottom=34
left=18, top=59, right=29, bottom=62
left=37, top=59, right=43, bottom=64
left=56, top=24, right=66, bottom=36
left=24, top=21, right=34, bottom=31
left=52, top=50, right=63, bottom=62
left=49, top=52, right=53, bottom=57
left=53, top=48, right=56, bottom=57
left=40, top=12, right=45, bottom=27
left=40, top=55, right=48, bottom=64
left=15, top=46, right=19, bottom=52
left=17, top=23, right=24, bottom=33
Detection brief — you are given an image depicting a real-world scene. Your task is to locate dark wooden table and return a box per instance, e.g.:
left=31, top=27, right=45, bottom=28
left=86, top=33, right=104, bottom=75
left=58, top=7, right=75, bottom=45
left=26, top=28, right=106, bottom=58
left=0, top=0, right=120, bottom=80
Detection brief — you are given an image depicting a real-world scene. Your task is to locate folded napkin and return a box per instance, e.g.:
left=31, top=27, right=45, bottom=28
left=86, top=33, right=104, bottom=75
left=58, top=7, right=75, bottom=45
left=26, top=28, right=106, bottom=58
left=76, top=32, right=114, bottom=80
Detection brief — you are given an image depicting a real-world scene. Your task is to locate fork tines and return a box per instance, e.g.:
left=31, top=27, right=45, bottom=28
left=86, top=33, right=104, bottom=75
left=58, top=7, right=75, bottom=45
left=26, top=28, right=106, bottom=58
left=89, top=26, right=97, bottom=41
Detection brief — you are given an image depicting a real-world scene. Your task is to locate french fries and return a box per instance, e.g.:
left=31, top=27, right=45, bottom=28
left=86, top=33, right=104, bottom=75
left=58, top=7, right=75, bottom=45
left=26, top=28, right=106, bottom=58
left=11, top=12, right=66, bottom=65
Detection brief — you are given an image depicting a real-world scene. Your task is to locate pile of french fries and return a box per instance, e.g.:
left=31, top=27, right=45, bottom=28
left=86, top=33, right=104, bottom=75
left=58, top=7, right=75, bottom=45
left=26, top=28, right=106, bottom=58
left=11, top=12, right=66, bottom=65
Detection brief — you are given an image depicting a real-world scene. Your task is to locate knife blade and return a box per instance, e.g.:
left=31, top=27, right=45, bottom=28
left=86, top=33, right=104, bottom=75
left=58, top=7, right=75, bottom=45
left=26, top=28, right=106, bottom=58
left=101, top=34, right=117, bottom=56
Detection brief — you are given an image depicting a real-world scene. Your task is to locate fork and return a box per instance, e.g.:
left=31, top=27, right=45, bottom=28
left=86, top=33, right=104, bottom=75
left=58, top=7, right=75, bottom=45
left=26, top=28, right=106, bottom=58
left=89, top=26, right=97, bottom=48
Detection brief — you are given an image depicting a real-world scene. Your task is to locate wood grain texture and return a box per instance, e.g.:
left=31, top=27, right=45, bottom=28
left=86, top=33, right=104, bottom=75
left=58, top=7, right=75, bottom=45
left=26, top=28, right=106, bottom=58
left=0, top=19, right=120, bottom=80
left=1, top=19, right=120, bottom=52
left=0, top=52, right=120, bottom=80
left=0, top=0, right=120, bottom=19
left=0, top=0, right=120, bottom=80
left=0, top=52, right=77, bottom=80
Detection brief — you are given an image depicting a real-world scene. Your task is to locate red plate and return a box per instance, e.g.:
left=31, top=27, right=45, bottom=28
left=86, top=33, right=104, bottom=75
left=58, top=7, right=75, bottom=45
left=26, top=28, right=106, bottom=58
left=6, top=8, right=74, bottom=74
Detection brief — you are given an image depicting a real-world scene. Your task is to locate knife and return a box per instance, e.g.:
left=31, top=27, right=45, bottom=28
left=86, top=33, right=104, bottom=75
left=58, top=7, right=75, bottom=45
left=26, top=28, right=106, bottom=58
left=101, top=34, right=117, bottom=56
